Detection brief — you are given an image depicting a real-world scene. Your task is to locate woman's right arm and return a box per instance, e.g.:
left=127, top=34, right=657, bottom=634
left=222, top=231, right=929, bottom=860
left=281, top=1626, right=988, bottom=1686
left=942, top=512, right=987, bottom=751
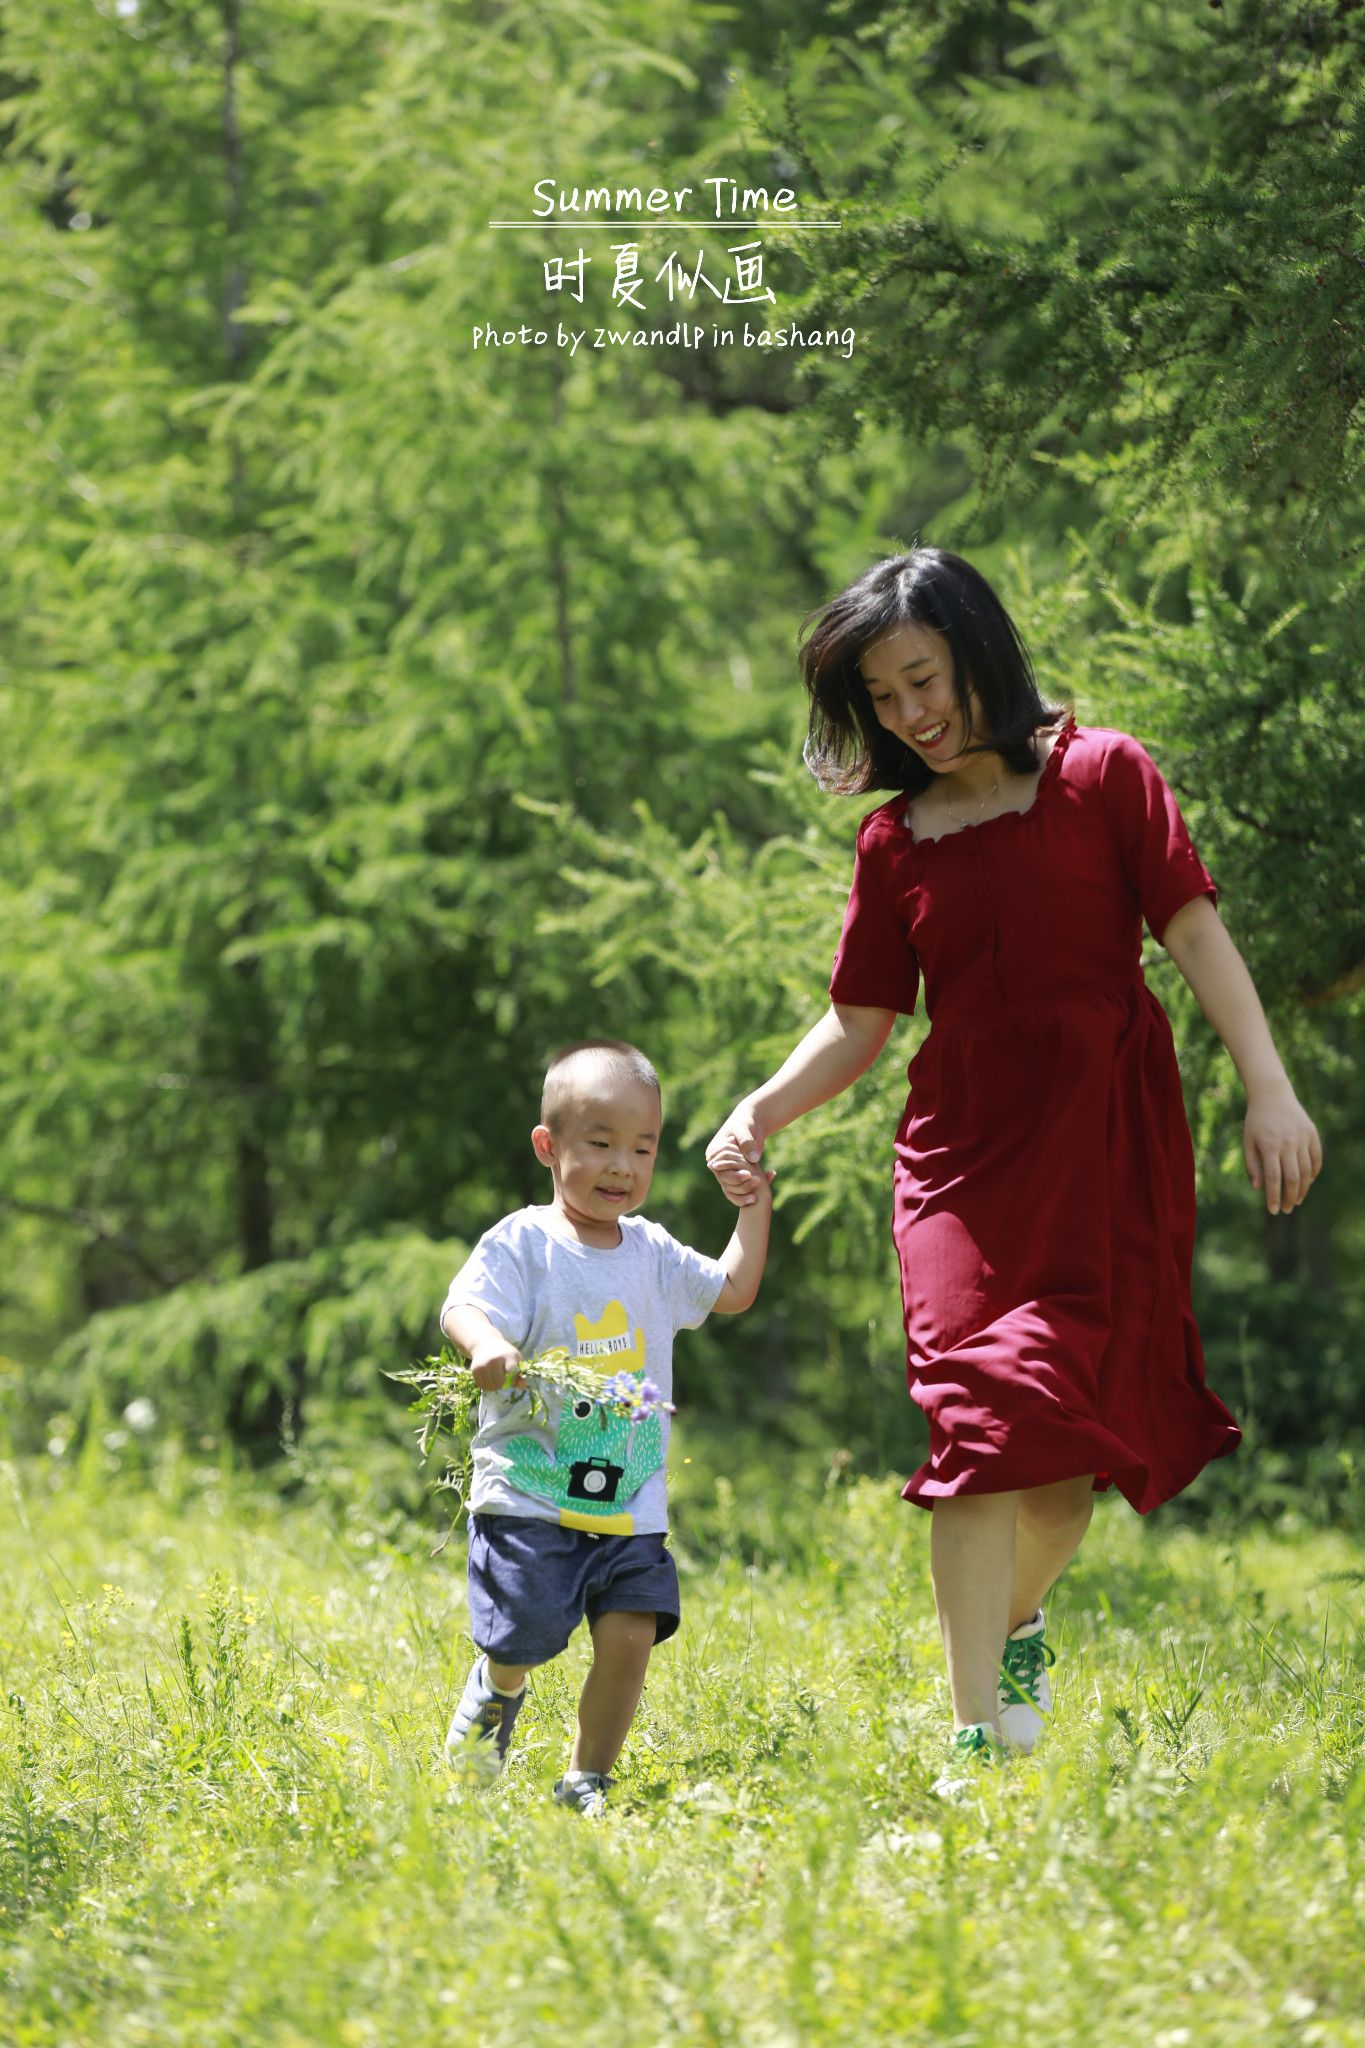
left=706, top=1002, right=897, bottom=1205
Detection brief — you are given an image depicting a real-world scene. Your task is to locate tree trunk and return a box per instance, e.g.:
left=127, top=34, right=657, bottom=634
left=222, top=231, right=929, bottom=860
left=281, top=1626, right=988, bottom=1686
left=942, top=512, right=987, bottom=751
left=222, top=0, right=274, bottom=1278
left=232, top=952, right=276, bottom=1273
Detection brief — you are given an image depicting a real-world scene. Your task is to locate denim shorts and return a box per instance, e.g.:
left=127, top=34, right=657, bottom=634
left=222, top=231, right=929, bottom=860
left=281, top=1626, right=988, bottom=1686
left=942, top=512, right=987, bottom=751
left=467, top=1513, right=681, bottom=1666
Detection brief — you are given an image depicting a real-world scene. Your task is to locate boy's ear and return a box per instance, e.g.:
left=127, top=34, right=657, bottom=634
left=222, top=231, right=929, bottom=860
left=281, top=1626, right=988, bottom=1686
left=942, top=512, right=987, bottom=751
left=531, top=1124, right=556, bottom=1168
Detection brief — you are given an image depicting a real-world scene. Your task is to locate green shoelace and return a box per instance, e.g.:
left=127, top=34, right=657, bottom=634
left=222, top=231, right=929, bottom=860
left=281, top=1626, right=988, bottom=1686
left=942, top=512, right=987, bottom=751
left=1000, top=1628, right=1057, bottom=1706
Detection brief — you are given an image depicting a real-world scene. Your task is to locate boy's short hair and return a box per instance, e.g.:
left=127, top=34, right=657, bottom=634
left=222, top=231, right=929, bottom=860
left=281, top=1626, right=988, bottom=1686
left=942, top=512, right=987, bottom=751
left=541, top=1040, right=661, bottom=1133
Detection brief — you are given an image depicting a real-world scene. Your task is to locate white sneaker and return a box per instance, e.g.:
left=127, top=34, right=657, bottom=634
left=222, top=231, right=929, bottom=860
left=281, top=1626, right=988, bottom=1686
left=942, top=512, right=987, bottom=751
left=997, top=1610, right=1056, bottom=1752
left=931, top=1722, right=1002, bottom=1799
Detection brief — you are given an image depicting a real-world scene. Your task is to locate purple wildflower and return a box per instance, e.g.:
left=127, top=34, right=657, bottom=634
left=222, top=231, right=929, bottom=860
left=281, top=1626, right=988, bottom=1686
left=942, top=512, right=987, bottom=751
left=629, top=1381, right=677, bottom=1421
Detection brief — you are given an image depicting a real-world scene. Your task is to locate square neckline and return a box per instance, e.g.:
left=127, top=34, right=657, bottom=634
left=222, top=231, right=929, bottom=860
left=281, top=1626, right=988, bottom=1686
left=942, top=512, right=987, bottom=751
left=899, top=710, right=1077, bottom=846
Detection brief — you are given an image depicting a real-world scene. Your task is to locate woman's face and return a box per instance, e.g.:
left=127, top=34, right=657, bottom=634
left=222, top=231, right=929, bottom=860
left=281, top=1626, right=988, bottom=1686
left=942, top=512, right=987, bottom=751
left=858, top=620, right=981, bottom=771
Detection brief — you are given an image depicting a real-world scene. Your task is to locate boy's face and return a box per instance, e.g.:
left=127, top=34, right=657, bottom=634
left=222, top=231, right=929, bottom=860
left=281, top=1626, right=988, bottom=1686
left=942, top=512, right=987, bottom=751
left=532, top=1077, right=661, bottom=1234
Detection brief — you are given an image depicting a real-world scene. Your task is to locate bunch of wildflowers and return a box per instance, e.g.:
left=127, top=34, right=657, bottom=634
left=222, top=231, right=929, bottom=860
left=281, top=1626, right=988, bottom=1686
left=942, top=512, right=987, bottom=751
left=389, top=1344, right=675, bottom=1516
left=599, top=1370, right=676, bottom=1422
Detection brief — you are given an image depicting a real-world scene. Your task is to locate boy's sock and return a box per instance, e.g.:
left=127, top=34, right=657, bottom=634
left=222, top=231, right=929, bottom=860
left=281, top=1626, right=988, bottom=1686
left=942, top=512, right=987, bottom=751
left=486, top=1665, right=526, bottom=1700
left=446, top=1655, right=525, bottom=1767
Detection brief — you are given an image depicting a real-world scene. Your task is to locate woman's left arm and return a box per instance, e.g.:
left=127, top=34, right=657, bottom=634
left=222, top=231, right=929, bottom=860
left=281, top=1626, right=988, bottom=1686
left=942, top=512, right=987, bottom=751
left=1161, top=896, right=1323, bottom=1215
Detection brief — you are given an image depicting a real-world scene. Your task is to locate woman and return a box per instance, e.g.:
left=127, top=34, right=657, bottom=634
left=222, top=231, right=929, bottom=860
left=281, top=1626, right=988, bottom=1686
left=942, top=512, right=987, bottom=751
left=706, top=547, right=1322, bottom=1792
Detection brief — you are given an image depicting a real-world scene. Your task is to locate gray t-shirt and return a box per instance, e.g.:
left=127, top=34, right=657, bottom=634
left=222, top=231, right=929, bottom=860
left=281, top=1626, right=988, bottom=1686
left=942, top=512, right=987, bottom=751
left=441, top=1207, right=727, bottom=1535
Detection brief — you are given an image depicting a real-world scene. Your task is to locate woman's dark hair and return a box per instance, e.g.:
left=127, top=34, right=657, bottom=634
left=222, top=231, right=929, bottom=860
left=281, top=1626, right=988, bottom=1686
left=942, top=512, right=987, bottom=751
left=799, top=548, right=1068, bottom=797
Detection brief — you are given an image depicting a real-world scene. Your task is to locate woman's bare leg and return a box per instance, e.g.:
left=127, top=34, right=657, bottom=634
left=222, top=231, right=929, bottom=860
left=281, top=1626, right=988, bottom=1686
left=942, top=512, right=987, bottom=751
left=930, top=1491, right=1018, bottom=1732
left=1010, top=1476, right=1095, bottom=1630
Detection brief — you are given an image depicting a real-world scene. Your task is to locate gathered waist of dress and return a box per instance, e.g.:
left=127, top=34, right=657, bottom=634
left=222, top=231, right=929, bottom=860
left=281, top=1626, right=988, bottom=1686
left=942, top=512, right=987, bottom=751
left=926, top=972, right=1148, bottom=1027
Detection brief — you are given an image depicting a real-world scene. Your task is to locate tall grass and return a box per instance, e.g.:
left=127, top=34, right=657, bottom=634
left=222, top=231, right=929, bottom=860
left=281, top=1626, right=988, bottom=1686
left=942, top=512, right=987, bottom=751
left=1, top=1433, right=1361, bottom=2047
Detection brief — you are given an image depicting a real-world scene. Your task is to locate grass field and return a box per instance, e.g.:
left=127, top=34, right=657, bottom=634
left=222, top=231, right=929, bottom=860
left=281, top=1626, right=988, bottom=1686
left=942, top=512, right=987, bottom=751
left=1, top=1432, right=1362, bottom=2047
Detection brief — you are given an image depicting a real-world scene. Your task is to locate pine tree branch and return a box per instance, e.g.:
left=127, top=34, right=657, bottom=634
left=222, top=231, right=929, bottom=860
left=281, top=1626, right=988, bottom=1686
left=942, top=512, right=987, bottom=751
left=1225, top=803, right=1313, bottom=846
left=1300, top=960, right=1365, bottom=1008
left=0, top=1197, right=176, bottom=1289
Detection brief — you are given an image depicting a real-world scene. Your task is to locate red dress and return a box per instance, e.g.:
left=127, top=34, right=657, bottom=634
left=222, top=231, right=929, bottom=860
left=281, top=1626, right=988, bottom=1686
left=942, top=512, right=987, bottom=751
left=829, top=712, right=1241, bottom=1513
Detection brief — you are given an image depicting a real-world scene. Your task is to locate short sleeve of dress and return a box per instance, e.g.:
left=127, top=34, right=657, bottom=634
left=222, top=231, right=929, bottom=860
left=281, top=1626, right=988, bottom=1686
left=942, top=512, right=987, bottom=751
left=1098, top=732, right=1218, bottom=944
left=828, top=818, right=920, bottom=1015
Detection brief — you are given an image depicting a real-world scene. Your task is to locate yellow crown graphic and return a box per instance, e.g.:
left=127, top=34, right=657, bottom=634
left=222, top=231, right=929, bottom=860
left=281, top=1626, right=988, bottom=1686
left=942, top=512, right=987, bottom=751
left=572, top=1300, right=646, bottom=1379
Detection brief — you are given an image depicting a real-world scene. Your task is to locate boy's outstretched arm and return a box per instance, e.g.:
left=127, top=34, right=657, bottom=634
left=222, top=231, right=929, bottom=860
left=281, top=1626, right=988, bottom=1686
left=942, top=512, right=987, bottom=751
left=440, top=1302, right=526, bottom=1390
left=711, top=1166, right=773, bottom=1315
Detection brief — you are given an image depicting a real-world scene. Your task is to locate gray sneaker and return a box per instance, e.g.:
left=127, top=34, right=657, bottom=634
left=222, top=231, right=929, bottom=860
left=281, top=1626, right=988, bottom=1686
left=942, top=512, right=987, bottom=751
left=552, top=1771, right=614, bottom=1816
left=445, top=1656, right=524, bottom=1773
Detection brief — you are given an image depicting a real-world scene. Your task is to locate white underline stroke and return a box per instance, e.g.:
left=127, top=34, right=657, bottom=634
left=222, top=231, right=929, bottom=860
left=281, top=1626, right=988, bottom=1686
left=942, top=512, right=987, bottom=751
left=488, top=219, right=843, bottom=229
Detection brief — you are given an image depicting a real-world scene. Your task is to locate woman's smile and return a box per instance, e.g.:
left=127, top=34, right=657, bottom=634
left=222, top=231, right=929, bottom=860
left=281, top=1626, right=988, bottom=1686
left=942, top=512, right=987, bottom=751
left=858, top=619, right=1013, bottom=794
left=859, top=621, right=968, bottom=771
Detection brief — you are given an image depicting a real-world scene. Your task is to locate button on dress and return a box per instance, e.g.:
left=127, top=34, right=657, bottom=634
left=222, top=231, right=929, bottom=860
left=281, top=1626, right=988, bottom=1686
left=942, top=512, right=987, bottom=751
left=829, top=712, right=1241, bottom=1513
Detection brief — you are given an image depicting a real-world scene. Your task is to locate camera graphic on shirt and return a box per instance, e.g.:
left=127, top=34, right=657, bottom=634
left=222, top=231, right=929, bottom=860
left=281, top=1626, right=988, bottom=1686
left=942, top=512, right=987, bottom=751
left=566, top=1456, right=625, bottom=1504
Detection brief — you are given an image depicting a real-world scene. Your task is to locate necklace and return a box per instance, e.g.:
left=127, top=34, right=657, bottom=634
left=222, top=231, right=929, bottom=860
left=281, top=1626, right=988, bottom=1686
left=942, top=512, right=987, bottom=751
left=944, top=772, right=1001, bottom=829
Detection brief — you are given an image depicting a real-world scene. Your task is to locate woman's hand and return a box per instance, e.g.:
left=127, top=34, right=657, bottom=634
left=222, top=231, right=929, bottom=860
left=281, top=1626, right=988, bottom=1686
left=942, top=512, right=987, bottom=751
left=1163, top=906, right=1324, bottom=1216
left=707, top=1100, right=768, bottom=1208
left=702, top=1007, right=895, bottom=1207
left=1243, top=1082, right=1323, bottom=1215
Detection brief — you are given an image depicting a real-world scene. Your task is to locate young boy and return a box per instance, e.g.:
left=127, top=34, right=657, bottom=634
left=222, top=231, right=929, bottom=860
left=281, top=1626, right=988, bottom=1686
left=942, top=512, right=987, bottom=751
left=439, top=1037, right=772, bottom=1815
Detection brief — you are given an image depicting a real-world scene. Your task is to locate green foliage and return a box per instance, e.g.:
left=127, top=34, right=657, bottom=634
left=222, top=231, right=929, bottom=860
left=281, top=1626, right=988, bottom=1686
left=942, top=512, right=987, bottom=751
left=29, top=1231, right=468, bottom=1447
left=1031, top=550, right=1365, bottom=1010
left=0, top=1453, right=1362, bottom=2043
left=755, top=0, right=1365, bottom=520
left=0, top=0, right=1358, bottom=1470
left=742, top=0, right=1365, bottom=1002
left=0, top=0, right=813, bottom=1325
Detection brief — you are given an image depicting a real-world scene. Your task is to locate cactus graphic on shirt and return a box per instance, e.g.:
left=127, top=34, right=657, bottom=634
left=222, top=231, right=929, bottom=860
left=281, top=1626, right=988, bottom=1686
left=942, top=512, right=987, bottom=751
left=502, top=1399, right=662, bottom=1519
left=501, top=1301, right=663, bottom=1522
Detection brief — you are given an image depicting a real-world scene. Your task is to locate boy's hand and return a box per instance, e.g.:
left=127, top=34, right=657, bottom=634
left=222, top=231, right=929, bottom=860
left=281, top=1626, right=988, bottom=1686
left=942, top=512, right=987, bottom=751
left=707, top=1115, right=768, bottom=1209
left=713, top=1152, right=775, bottom=1315
left=469, top=1336, right=526, bottom=1392
left=729, top=1155, right=775, bottom=1205
left=710, top=1141, right=772, bottom=1208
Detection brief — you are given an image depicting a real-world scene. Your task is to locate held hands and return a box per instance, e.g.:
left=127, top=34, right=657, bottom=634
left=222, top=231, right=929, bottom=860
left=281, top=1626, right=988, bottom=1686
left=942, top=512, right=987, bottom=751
left=707, top=1103, right=772, bottom=1208
left=1244, top=1081, right=1323, bottom=1215
left=713, top=1145, right=775, bottom=1206
left=468, top=1335, right=527, bottom=1392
